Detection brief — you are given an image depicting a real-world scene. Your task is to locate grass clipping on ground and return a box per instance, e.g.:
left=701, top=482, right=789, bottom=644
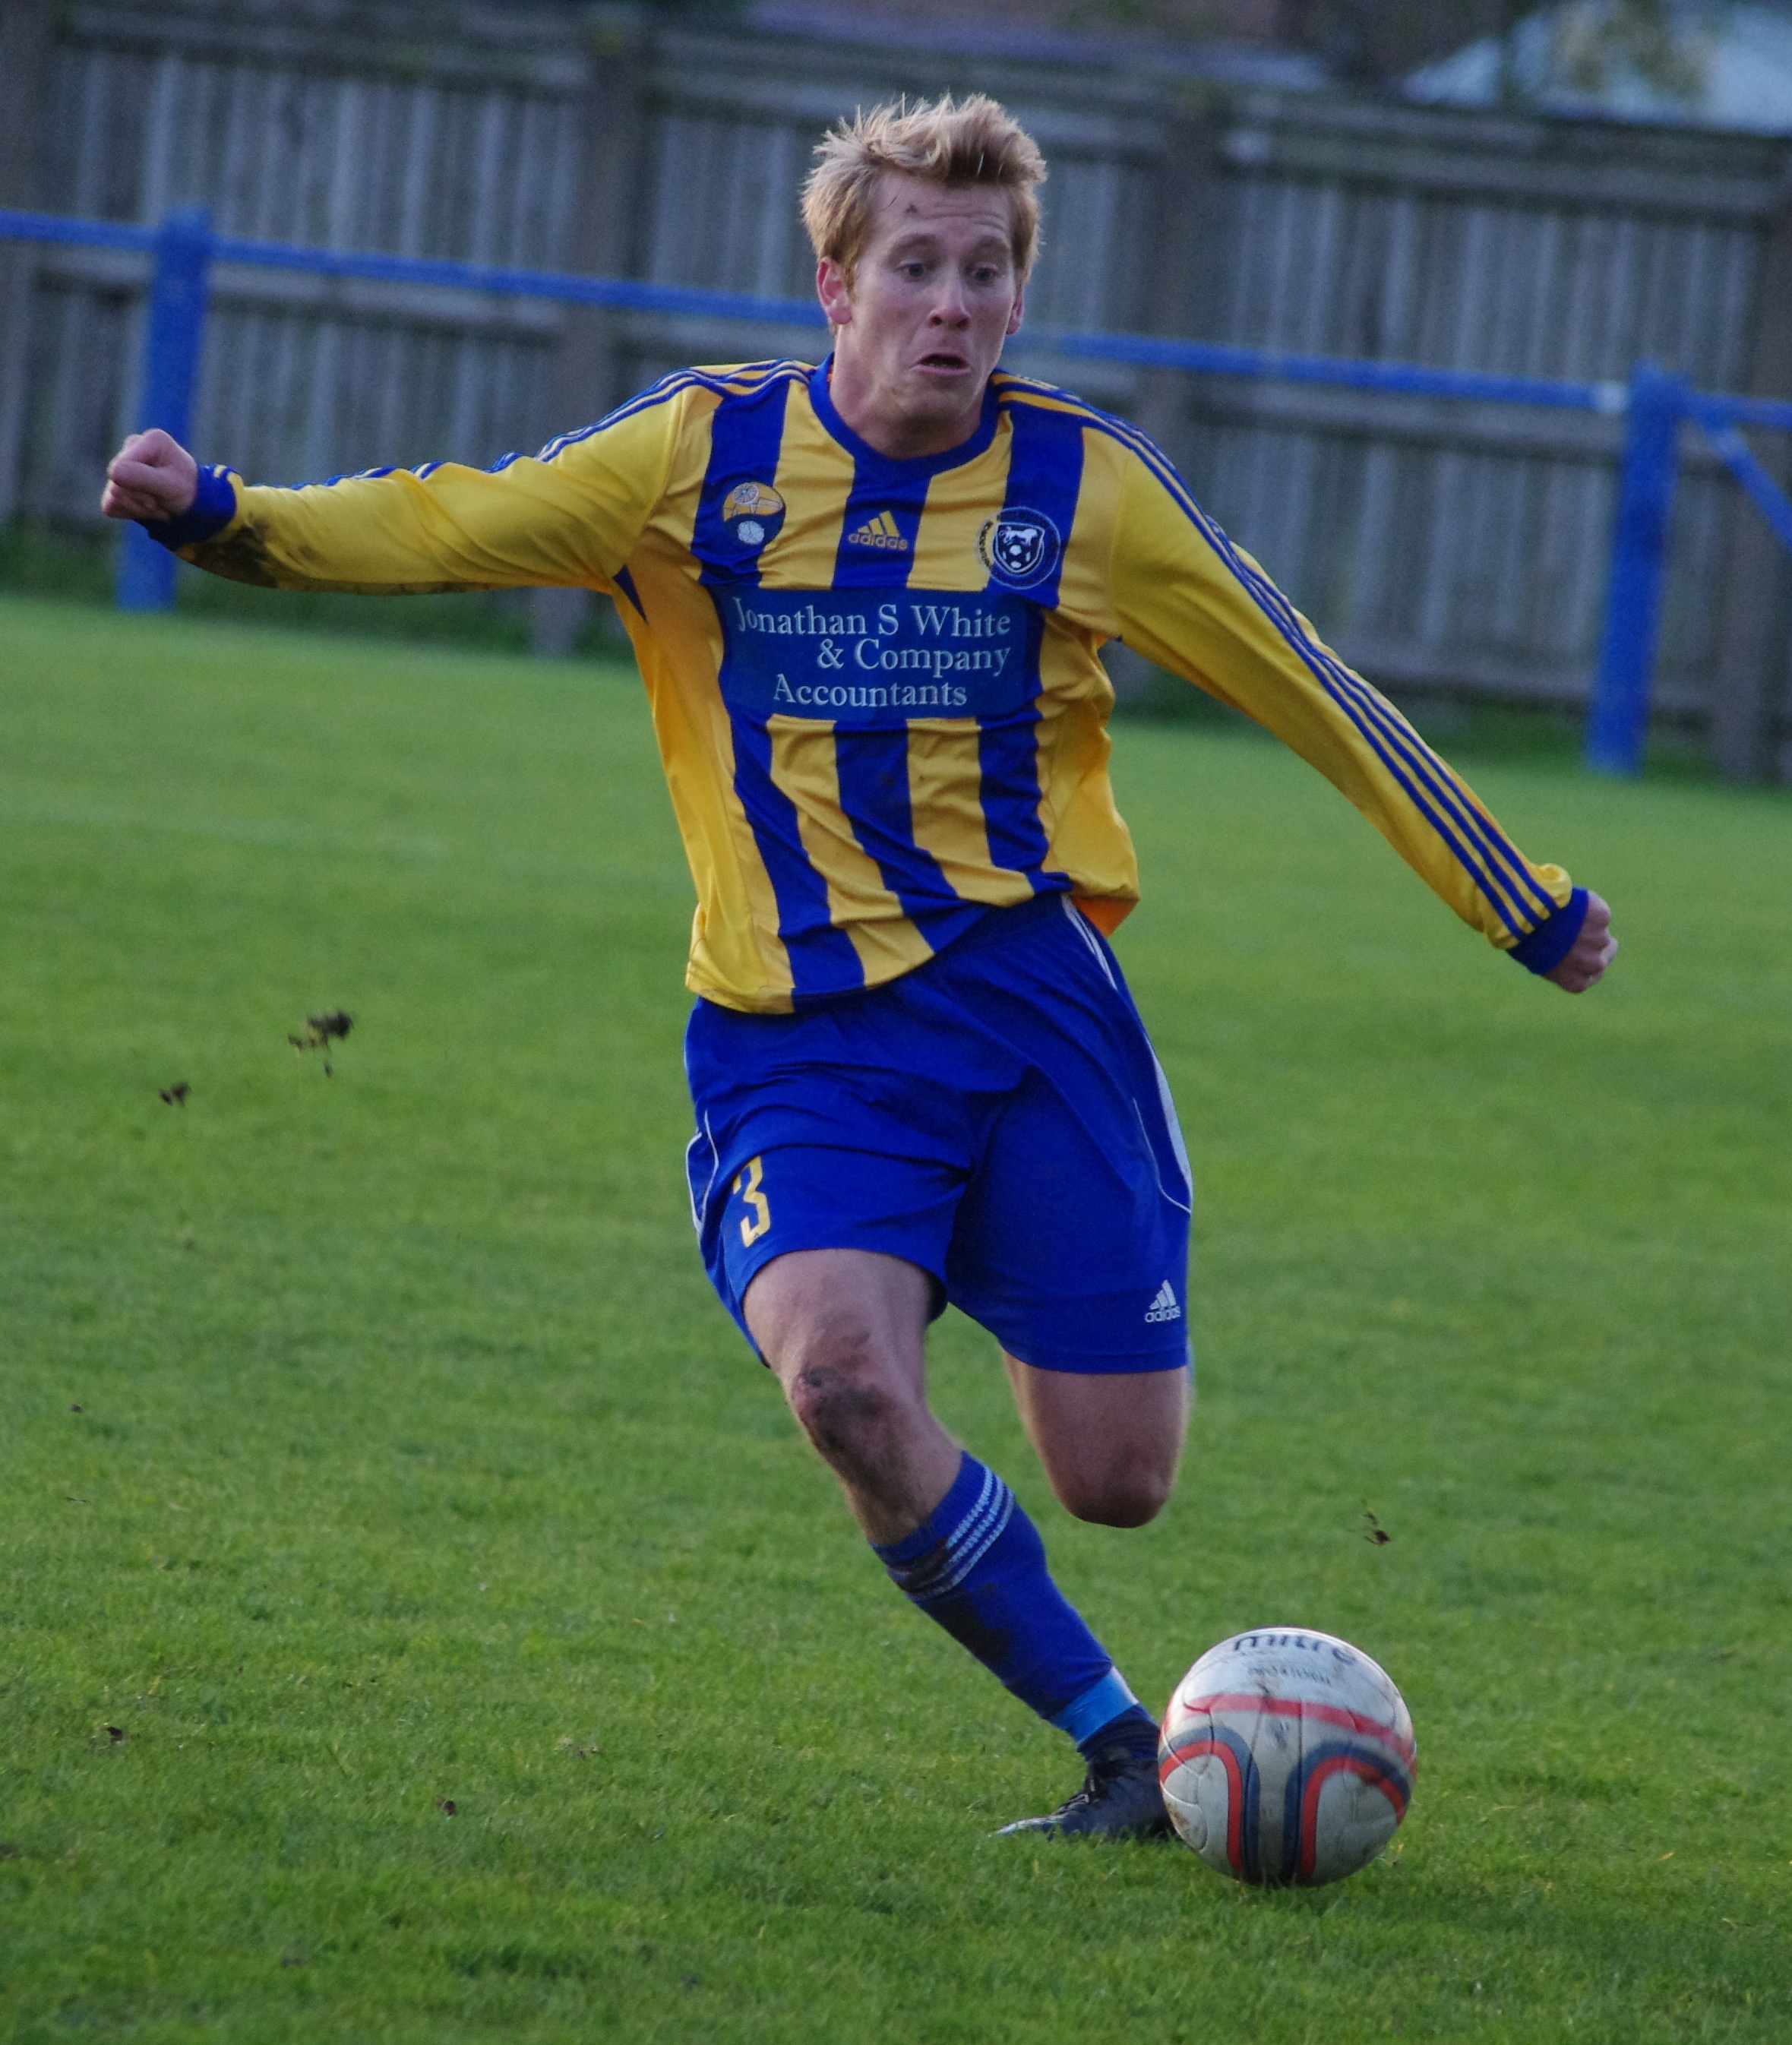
left=2, top=595, right=1788, bottom=2043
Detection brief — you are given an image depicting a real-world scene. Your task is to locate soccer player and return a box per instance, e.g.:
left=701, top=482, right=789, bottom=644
left=103, top=95, right=1615, bottom=1840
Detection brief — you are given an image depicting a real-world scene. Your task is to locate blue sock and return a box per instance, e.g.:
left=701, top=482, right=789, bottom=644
left=873, top=1452, right=1159, bottom=1757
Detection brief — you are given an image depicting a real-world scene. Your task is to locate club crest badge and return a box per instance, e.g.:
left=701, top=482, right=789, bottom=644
left=978, top=508, right=1060, bottom=588
left=721, top=480, right=785, bottom=551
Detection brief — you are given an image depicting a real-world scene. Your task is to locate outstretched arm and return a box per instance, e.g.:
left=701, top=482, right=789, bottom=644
left=99, top=400, right=679, bottom=597
left=1108, top=452, right=1616, bottom=994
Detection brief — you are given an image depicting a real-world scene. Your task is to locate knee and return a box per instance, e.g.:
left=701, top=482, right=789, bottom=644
left=783, top=1345, right=907, bottom=1467
left=1054, top=1465, right=1174, bottom=1529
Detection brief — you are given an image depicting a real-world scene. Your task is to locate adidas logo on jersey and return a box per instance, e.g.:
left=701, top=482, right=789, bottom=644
left=845, top=510, right=909, bottom=552
left=1144, top=1281, right=1182, bottom=1325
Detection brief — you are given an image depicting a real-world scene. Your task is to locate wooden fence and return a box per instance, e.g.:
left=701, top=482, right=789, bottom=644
left=2, top=0, right=1787, bottom=774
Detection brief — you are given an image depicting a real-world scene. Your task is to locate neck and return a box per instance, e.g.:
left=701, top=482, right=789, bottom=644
left=825, top=353, right=987, bottom=462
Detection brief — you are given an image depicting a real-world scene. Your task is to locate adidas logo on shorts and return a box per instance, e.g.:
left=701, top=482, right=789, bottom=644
left=1144, top=1281, right=1182, bottom=1325
left=845, top=510, right=909, bottom=552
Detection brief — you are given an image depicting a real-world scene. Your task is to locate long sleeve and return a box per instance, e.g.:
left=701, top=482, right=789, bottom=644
left=157, top=394, right=681, bottom=598
left=1108, top=445, right=1578, bottom=959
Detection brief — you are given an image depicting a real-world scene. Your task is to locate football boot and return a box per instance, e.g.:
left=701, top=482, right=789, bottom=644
left=995, top=1738, right=1172, bottom=1841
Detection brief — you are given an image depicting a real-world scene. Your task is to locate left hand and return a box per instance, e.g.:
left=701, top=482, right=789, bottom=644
left=1545, top=891, right=1616, bottom=993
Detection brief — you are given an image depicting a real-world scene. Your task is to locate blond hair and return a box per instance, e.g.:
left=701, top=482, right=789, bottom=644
left=801, top=95, right=1047, bottom=289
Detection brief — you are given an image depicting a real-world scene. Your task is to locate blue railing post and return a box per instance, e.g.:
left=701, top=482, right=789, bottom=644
left=115, top=205, right=213, bottom=613
left=1585, top=362, right=1686, bottom=776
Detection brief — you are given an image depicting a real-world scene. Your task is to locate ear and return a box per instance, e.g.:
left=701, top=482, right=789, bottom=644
left=1005, top=283, right=1026, bottom=340
left=816, top=256, right=855, bottom=330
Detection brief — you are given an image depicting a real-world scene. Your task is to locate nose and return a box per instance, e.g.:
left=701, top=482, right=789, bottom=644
left=928, top=275, right=971, bottom=327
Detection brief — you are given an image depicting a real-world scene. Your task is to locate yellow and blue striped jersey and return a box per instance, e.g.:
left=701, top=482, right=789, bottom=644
left=167, top=359, right=1576, bottom=1013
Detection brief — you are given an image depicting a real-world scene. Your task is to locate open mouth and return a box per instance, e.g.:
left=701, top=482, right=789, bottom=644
left=917, top=351, right=969, bottom=372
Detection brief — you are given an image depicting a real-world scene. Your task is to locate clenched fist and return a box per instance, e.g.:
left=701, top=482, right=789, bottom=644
left=102, top=429, right=198, bottom=523
left=1544, top=890, right=1617, bottom=994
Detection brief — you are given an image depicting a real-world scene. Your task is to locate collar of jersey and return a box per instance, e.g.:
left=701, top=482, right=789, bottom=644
left=808, top=358, right=1000, bottom=480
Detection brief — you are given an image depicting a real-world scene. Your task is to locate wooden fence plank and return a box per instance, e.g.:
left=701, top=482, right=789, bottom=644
left=7, top=0, right=1790, bottom=749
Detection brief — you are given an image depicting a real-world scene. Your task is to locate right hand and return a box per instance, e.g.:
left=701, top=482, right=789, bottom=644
left=1544, top=890, right=1617, bottom=994
left=102, top=429, right=198, bottom=522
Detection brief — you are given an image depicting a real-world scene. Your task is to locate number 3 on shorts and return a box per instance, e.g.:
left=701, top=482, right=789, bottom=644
left=733, top=1154, right=771, bottom=1245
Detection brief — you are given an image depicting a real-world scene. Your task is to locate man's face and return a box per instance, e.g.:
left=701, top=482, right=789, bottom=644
left=817, top=173, right=1026, bottom=458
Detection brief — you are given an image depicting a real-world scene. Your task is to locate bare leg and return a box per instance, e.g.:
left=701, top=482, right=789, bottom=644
left=750, top=1253, right=1175, bottom=1835
left=744, top=1247, right=962, bottom=1544
left=1003, top=1354, right=1190, bottom=1528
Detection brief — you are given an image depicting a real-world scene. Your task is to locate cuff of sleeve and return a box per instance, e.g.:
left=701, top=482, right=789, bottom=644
left=140, top=464, right=239, bottom=552
left=1508, top=887, right=1589, bottom=975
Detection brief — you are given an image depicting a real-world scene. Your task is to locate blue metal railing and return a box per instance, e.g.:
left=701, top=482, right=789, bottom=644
left=7, top=201, right=1792, bottom=775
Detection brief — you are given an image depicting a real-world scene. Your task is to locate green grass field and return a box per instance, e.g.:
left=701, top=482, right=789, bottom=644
left=3, top=592, right=1789, bottom=2042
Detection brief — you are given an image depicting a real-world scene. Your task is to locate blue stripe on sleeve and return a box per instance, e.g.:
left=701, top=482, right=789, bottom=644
left=1212, top=544, right=1550, bottom=936
left=1509, top=887, right=1588, bottom=973
left=1077, top=396, right=1554, bottom=931
left=1000, top=381, right=1560, bottom=938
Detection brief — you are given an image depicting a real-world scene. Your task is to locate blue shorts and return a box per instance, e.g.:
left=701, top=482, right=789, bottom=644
left=683, top=891, right=1193, bottom=1376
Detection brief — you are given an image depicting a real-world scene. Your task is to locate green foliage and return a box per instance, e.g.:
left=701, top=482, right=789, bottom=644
left=1553, top=0, right=1711, bottom=100
left=1195, top=0, right=1719, bottom=93
left=2, top=594, right=1789, bottom=2040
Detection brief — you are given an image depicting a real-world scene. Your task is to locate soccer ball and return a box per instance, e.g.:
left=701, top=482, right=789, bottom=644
left=1158, top=1626, right=1415, bottom=1886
